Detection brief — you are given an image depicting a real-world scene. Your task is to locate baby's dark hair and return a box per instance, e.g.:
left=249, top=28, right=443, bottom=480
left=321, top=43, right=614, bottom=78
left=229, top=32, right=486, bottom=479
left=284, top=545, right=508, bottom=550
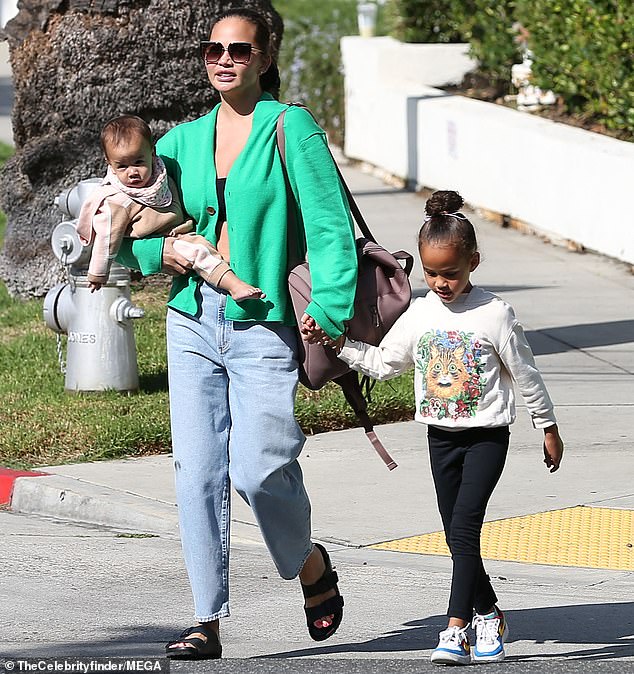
left=418, top=190, right=478, bottom=256
left=100, top=115, right=153, bottom=158
left=209, top=7, right=280, bottom=98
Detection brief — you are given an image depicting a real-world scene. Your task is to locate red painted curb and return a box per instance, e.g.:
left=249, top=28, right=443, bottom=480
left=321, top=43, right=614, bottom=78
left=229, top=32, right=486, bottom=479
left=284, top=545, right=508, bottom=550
left=0, top=468, right=48, bottom=505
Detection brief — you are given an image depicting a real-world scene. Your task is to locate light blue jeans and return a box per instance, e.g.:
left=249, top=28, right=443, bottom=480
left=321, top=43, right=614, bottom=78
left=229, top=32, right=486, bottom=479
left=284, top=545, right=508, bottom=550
left=166, top=283, right=313, bottom=621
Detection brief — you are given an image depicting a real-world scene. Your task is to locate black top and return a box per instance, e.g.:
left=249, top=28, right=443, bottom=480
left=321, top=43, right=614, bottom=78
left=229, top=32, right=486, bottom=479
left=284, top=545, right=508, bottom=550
left=215, top=177, right=227, bottom=240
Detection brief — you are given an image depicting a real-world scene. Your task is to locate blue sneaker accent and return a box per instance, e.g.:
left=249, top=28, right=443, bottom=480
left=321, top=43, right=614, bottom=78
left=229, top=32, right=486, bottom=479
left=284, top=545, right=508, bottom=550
left=430, top=625, right=471, bottom=666
left=472, top=608, right=509, bottom=663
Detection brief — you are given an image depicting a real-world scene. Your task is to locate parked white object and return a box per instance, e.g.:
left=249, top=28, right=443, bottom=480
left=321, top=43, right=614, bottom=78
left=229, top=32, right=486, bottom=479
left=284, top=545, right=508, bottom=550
left=511, top=57, right=533, bottom=89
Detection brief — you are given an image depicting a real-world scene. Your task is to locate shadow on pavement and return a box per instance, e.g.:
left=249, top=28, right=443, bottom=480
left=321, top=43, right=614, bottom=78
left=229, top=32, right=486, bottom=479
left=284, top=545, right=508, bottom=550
left=265, top=602, right=634, bottom=660
left=409, top=289, right=633, bottom=357
left=505, top=602, right=634, bottom=661
left=0, top=625, right=170, bottom=658
left=528, top=320, right=634, bottom=355
left=3, top=603, right=632, bottom=661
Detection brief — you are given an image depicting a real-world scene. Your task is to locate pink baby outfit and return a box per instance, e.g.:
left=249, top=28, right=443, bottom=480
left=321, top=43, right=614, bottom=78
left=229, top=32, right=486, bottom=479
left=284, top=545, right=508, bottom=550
left=77, top=158, right=228, bottom=287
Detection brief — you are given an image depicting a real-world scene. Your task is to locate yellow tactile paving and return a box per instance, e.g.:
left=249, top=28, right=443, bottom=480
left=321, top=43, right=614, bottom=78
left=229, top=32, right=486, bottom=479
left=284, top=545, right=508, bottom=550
left=369, top=506, right=634, bottom=571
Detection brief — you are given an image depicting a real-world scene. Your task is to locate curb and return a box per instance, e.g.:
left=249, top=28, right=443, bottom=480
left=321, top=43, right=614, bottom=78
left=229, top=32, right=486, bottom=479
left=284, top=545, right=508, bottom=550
left=0, top=467, right=48, bottom=504
left=9, top=472, right=179, bottom=536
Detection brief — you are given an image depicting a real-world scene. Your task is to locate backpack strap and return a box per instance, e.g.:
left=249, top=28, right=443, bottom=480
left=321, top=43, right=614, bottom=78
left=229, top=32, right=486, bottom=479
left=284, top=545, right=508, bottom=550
left=276, top=109, right=302, bottom=271
left=335, top=371, right=398, bottom=471
left=277, top=106, right=398, bottom=471
left=276, top=104, right=377, bottom=243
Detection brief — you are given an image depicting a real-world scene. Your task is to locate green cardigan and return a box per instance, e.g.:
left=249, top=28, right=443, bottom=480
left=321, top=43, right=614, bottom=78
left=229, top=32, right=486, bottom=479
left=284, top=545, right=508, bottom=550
left=117, top=94, right=357, bottom=339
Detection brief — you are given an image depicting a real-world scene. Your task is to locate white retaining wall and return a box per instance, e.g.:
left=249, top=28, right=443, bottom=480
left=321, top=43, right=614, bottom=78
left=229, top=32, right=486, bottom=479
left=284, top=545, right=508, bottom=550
left=342, top=36, right=634, bottom=265
left=342, top=36, right=475, bottom=182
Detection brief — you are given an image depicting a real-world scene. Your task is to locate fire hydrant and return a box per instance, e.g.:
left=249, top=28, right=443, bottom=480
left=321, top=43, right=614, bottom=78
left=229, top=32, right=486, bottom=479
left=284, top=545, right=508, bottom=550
left=43, top=179, right=145, bottom=392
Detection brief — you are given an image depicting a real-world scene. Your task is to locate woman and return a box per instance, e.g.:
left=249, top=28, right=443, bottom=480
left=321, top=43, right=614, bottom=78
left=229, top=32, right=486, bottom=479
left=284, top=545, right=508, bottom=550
left=117, top=7, right=357, bottom=659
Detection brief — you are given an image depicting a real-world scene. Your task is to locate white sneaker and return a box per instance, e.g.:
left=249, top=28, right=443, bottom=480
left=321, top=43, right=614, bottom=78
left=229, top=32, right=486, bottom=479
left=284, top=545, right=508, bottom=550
left=472, top=608, right=509, bottom=663
left=430, top=625, right=472, bottom=665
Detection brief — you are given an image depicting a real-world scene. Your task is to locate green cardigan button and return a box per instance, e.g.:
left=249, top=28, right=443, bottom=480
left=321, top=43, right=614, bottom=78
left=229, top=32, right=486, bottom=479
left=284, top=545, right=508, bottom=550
left=206, top=206, right=216, bottom=216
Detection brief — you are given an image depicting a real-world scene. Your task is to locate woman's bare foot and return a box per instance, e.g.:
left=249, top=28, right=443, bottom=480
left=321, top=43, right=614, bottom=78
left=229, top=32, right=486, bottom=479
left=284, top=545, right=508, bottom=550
left=166, top=620, right=220, bottom=654
left=299, top=545, right=336, bottom=629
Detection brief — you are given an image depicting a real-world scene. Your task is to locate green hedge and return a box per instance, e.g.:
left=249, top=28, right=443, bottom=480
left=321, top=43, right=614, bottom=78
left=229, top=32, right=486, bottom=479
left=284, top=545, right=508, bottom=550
left=390, top=0, right=633, bottom=137
left=275, top=0, right=358, bottom=146
left=384, top=0, right=471, bottom=43
left=383, top=0, right=521, bottom=85
left=515, top=0, right=634, bottom=136
left=463, top=0, right=521, bottom=84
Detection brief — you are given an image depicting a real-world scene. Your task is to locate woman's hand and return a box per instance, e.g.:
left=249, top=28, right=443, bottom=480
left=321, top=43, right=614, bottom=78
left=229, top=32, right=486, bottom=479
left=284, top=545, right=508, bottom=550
left=300, top=313, right=336, bottom=346
left=162, top=236, right=194, bottom=276
left=543, top=424, right=564, bottom=473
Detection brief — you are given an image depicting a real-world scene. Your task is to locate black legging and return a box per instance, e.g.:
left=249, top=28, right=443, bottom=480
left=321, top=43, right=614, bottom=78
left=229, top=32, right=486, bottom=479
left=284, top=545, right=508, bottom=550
left=428, top=425, right=509, bottom=622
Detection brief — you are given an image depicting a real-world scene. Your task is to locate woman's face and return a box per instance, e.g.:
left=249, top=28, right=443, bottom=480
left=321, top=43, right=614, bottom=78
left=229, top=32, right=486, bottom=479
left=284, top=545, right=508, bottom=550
left=206, top=17, right=270, bottom=96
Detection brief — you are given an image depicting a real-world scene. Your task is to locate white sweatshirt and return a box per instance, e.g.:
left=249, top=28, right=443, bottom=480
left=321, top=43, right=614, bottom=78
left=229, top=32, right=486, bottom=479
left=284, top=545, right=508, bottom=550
left=339, top=286, right=556, bottom=431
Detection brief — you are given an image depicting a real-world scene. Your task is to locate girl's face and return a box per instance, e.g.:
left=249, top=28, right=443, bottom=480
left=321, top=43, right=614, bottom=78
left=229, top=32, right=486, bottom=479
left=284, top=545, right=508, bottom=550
left=420, top=242, right=480, bottom=303
left=105, top=135, right=154, bottom=188
left=206, top=17, right=270, bottom=96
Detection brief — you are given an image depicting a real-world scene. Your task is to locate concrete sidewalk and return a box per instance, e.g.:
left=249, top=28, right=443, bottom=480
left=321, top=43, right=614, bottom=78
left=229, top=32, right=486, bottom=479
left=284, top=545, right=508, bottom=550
left=3, top=160, right=633, bottom=664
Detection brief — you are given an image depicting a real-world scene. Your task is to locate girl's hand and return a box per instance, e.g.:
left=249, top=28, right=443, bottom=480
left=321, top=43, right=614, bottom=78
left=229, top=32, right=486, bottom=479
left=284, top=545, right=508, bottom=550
left=162, top=237, right=194, bottom=276
left=299, top=313, right=327, bottom=344
left=331, top=335, right=346, bottom=353
left=543, top=424, right=564, bottom=473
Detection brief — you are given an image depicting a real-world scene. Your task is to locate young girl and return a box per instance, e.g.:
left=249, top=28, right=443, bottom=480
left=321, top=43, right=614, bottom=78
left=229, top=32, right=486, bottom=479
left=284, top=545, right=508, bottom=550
left=317, top=190, right=564, bottom=665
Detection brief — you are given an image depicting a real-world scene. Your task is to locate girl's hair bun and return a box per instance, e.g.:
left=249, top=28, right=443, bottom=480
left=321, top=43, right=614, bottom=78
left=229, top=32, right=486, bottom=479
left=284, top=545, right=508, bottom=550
left=419, top=189, right=477, bottom=255
left=425, top=190, right=464, bottom=217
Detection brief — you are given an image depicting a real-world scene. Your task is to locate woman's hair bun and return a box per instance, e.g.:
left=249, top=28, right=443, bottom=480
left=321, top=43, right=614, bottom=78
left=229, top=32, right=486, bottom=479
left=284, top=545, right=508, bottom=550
left=425, top=190, right=464, bottom=217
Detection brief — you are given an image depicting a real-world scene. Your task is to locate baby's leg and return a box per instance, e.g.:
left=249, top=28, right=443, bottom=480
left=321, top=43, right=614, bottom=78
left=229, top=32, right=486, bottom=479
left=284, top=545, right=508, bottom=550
left=216, top=269, right=266, bottom=302
left=173, top=238, right=265, bottom=302
left=168, top=219, right=195, bottom=236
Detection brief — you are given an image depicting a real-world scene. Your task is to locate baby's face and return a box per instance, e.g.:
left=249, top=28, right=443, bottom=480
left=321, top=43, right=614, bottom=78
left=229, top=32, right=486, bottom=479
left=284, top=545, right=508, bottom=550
left=106, top=135, right=154, bottom=188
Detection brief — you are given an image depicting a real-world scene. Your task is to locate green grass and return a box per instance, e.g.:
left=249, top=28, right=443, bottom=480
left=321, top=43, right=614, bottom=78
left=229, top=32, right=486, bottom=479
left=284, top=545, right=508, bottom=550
left=0, top=282, right=172, bottom=468
left=0, top=142, right=12, bottom=164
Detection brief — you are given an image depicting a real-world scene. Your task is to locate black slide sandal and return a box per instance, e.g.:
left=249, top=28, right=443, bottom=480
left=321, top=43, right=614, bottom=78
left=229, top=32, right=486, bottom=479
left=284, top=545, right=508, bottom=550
left=165, top=624, right=222, bottom=659
left=301, top=543, right=344, bottom=641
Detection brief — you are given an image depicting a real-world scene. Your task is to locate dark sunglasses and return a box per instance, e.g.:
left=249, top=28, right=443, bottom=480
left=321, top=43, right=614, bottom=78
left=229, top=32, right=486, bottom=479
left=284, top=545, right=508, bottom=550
left=200, top=41, right=264, bottom=65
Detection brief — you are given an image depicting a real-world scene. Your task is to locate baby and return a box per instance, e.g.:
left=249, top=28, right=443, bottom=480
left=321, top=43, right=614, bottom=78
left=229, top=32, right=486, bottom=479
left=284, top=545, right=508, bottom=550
left=77, top=114, right=263, bottom=301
